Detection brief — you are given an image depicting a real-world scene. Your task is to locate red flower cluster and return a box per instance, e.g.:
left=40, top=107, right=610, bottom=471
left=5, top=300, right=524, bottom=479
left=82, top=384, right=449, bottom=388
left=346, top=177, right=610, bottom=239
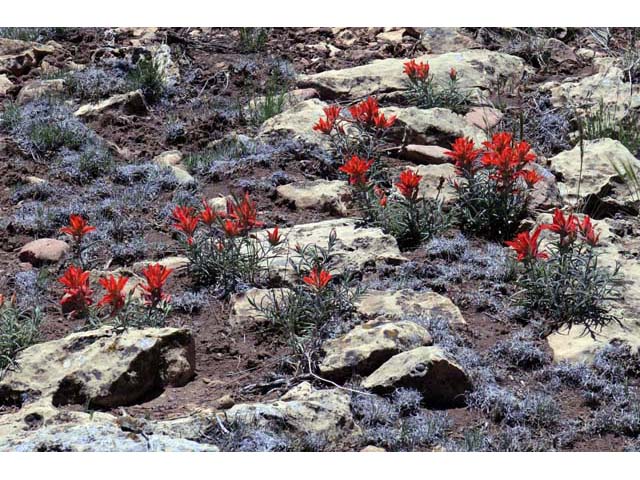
left=140, top=263, right=172, bottom=307
left=60, top=215, right=96, bottom=244
left=172, top=206, right=200, bottom=245
left=97, top=274, right=129, bottom=316
left=59, top=265, right=93, bottom=315
left=348, top=97, right=396, bottom=129
left=226, top=192, right=265, bottom=234
left=403, top=59, right=430, bottom=80
left=445, top=137, right=482, bottom=177
left=339, top=155, right=373, bottom=186
left=313, top=105, right=343, bottom=135
left=505, top=226, right=548, bottom=262
left=395, top=169, right=422, bottom=200
left=481, top=133, right=538, bottom=188
left=267, top=226, right=281, bottom=246
left=303, top=266, right=332, bottom=291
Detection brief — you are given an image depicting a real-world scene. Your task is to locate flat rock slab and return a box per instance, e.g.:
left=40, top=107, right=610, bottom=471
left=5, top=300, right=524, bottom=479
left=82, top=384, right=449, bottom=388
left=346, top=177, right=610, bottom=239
left=420, top=28, right=480, bottom=54
left=356, top=289, right=466, bottom=326
left=74, top=90, right=148, bottom=117
left=298, top=49, right=526, bottom=100
left=401, top=145, right=450, bottom=165
left=259, top=98, right=329, bottom=148
left=0, top=38, right=56, bottom=76
left=18, top=238, right=69, bottom=265
left=0, top=326, right=195, bottom=409
left=276, top=179, right=351, bottom=215
left=550, top=138, right=640, bottom=213
left=361, top=346, right=472, bottom=408
left=403, top=163, right=457, bottom=202
left=319, top=319, right=433, bottom=381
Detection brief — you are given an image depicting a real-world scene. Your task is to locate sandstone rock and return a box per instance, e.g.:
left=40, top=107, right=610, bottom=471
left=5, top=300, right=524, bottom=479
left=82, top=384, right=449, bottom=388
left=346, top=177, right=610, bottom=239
left=356, top=289, right=466, bottom=326
left=16, top=79, right=65, bottom=104
left=132, top=256, right=190, bottom=274
left=169, top=165, right=196, bottom=186
left=419, top=28, right=480, bottom=54
left=0, top=38, right=56, bottom=76
left=276, top=179, right=351, bottom=214
left=0, top=326, right=195, bottom=409
left=258, top=98, right=329, bottom=148
left=361, top=445, right=387, bottom=452
left=361, top=346, right=472, bottom=408
left=376, top=29, right=406, bottom=46
left=220, top=382, right=357, bottom=440
left=228, top=287, right=291, bottom=327
left=527, top=163, right=562, bottom=211
left=319, top=319, right=433, bottom=381
left=153, top=150, right=183, bottom=167
left=464, top=106, right=503, bottom=130
left=18, top=238, right=69, bottom=265
left=401, top=145, right=450, bottom=165
left=213, top=394, right=235, bottom=410
left=0, top=74, right=13, bottom=94
left=298, top=49, right=526, bottom=100
left=25, top=175, right=46, bottom=185
left=382, top=106, right=487, bottom=147
left=74, top=90, right=148, bottom=117
left=550, top=138, right=640, bottom=213
left=405, top=164, right=457, bottom=202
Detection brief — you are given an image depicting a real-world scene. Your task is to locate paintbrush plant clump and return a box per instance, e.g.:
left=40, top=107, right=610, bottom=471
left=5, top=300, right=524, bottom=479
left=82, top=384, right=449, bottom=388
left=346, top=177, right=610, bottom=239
left=403, top=59, right=471, bottom=113
left=446, top=132, right=542, bottom=241
left=506, top=209, right=620, bottom=337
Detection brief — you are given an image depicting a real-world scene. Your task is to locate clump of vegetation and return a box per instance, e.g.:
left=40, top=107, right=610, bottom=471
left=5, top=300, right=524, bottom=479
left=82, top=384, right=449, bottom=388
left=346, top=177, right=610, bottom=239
left=445, top=132, right=542, bottom=240
left=65, top=66, right=127, bottom=101
left=579, top=100, right=640, bottom=157
left=0, top=295, right=42, bottom=371
left=243, top=72, right=288, bottom=126
left=238, top=27, right=270, bottom=53
left=403, top=59, right=472, bottom=113
left=127, top=56, right=166, bottom=102
left=506, top=209, right=620, bottom=337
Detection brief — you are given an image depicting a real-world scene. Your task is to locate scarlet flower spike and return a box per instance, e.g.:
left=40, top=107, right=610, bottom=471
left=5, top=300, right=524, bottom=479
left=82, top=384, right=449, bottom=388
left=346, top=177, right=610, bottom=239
left=223, top=219, right=241, bottom=237
left=579, top=216, right=600, bottom=246
left=349, top=97, right=380, bottom=126
left=445, top=137, right=481, bottom=176
left=395, top=169, right=422, bottom=200
left=172, top=205, right=200, bottom=245
left=226, top=193, right=264, bottom=233
left=303, top=266, right=332, bottom=291
left=313, top=105, right=342, bottom=135
left=542, top=208, right=579, bottom=241
left=505, top=226, right=548, bottom=262
left=518, top=169, right=543, bottom=187
left=339, top=155, right=373, bottom=186
left=58, top=265, right=93, bottom=315
left=267, top=226, right=281, bottom=246
left=200, top=199, right=218, bottom=226
left=449, top=67, right=457, bottom=81
left=139, top=263, right=172, bottom=307
left=98, top=274, right=129, bottom=316
left=403, top=59, right=430, bottom=80
left=60, top=214, right=96, bottom=243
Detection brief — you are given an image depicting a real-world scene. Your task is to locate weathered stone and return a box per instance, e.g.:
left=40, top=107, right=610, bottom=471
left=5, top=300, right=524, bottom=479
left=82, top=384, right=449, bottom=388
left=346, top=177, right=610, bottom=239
left=74, top=90, right=148, bottom=117
left=376, top=29, right=406, bottom=46
left=276, top=179, right=351, bottom=214
left=401, top=145, right=450, bottom=165
left=220, top=382, right=357, bottom=441
left=550, top=138, right=640, bottom=213
left=382, top=107, right=487, bottom=147
left=0, top=74, right=14, bottom=94
left=0, top=326, right=195, bottom=409
left=404, top=164, right=457, bottom=202
left=0, top=38, right=56, bottom=76
left=361, top=346, right=472, bottom=408
left=464, top=106, right=503, bottom=130
left=169, top=165, right=196, bottom=186
left=16, top=79, right=65, bottom=104
left=153, top=150, right=183, bottom=167
left=319, top=319, right=433, bottom=381
left=356, top=289, right=466, bottom=326
left=228, top=288, right=291, bottom=327
left=419, top=28, right=480, bottom=54
left=259, top=98, right=329, bottom=148
left=18, top=238, right=69, bottom=265
left=132, top=256, right=190, bottom=274
left=298, top=49, right=526, bottom=100
left=527, top=163, right=562, bottom=211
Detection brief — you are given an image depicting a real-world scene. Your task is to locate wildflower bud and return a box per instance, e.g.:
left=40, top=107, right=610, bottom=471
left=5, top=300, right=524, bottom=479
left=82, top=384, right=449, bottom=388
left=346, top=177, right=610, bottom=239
left=449, top=67, right=457, bottom=81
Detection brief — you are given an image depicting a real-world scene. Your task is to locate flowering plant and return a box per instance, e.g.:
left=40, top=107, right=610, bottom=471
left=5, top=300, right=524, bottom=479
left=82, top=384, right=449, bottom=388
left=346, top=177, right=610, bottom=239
left=403, top=59, right=470, bottom=113
left=60, top=214, right=96, bottom=266
left=313, top=97, right=396, bottom=181
left=445, top=132, right=542, bottom=240
left=506, top=209, right=620, bottom=337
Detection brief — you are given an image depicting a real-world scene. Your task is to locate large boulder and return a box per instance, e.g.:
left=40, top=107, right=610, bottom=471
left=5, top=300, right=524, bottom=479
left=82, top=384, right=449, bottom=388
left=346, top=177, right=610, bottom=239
left=550, top=138, right=640, bottom=214
left=219, top=382, right=357, bottom=441
left=297, top=49, right=526, bottom=100
left=16, top=79, right=65, bottom=104
left=0, top=326, right=195, bottom=409
left=382, top=106, right=487, bottom=147
left=319, top=319, right=433, bottom=381
left=361, top=346, right=472, bottom=408
left=258, top=98, right=329, bottom=148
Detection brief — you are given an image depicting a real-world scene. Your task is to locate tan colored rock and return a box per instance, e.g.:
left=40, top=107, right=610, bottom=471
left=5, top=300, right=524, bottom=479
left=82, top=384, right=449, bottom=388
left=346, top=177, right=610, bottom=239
left=298, top=49, right=526, bottom=100
left=376, top=29, right=406, bottom=46
left=356, top=289, right=466, bottom=326
left=25, top=176, right=46, bottom=185
left=221, top=382, right=357, bottom=441
left=319, top=319, right=433, bottom=381
left=0, top=38, right=56, bottom=76
left=527, top=163, right=562, bottom=211
left=153, top=150, right=183, bottom=167
left=74, top=90, right=148, bottom=117
left=361, top=445, right=387, bottom=452
left=18, top=238, right=69, bottom=265
left=420, top=28, right=480, bottom=54
left=401, top=145, right=450, bottom=165
left=228, top=287, right=291, bottom=327
left=550, top=138, right=640, bottom=212
left=362, top=346, right=472, bottom=408
left=16, top=79, right=65, bottom=104
left=169, top=165, right=196, bottom=186
left=464, top=106, right=503, bottom=130
left=276, top=179, right=351, bottom=214
left=258, top=98, right=329, bottom=148
left=382, top=106, right=487, bottom=147
left=0, top=74, right=13, bottom=94
left=213, top=394, right=235, bottom=410
left=0, top=326, right=195, bottom=409
left=132, top=256, right=190, bottom=274
left=405, top=163, right=457, bottom=202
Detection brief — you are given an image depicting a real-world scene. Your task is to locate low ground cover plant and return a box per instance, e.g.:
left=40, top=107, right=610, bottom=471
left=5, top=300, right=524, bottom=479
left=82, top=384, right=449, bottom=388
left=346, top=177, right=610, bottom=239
left=0, top=294, right=42, bottom=371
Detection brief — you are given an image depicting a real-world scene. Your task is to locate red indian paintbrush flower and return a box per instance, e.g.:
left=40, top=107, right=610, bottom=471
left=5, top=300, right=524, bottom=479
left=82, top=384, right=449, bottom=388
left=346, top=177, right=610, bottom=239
left=59, top=265, right=93, bottom=315
left=403, top=59, right=430, bottom=80
left=505, top=226, right=548, bottom=262
left=97, top=274, right=129, bottom=316
left=374, top=185, right=388, bottom=207
left=449, top=67, right=457, bottom=81
left=349, top=97, right=380, bottom=125
left=313, top=105, right=342, bottom=135
left=542, top=208, right=579, bottom=241
left=226, top=193, right=264, bottom=233
left=200, top=198, right=219, bottom=226
left=579, top=216, right=600, bottom=246
left=445, top=137, right=481, bottom=176
left=339, top=155, right=373, bottom=186
left=60, top=215, right=96, bottom=243
left=518, top=169, right=543, bottom=187
left=267, top=226, right=281, bottom=246
left=395, top=169, right=422, bottom=200
left=373, top=111, right=397, bottom=129
left=223, top=219, right=241, bottom=237
left=172, top=205, right=200, bottom=245
left=140, top=263, right=172, bottom=307
left=483, top=132, right=513, bottom=154
left=303, top=266, right=332, bottom=291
